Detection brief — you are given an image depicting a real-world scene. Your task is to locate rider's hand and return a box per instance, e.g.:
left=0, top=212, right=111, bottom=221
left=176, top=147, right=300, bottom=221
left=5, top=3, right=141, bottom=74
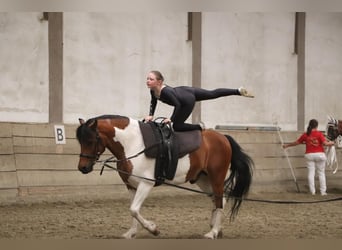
left=144, top=116, right=153, bottom=122
left=163, top=118, right=171, bottom=124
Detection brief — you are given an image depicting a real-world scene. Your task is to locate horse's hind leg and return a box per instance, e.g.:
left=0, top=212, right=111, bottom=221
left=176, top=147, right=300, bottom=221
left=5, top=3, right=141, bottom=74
left=210, top=196, right=226, bottom=229
left=205, top=208, right=224, bottom=239
left=195, top=174, right=225, bottom=239
left=204, top=194, right=226, bottom=239
left=205, top=171, right=227, bottom=239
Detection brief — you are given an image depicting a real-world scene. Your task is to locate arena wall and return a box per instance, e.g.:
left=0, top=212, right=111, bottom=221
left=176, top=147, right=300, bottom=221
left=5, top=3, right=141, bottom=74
left=1, top=122, right=341, bottom=202
left=2, top=13, right=342, bottom=130
left=1, top=12, right=342, bottom=202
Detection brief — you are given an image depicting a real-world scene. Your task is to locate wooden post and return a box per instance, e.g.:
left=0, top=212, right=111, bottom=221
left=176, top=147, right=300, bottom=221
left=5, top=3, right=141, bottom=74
left=48, top=12, right=63, bottom=123
left=296, top=12, right=306, bottom=130
left=191, top=12, right=202, bottom=124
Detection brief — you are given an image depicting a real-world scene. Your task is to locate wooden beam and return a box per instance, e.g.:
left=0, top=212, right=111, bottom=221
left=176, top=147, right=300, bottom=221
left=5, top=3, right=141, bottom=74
left=48, top=12, right=63, bottom=123
left=191, top=12, right=202, bottom=124
left=296, top=12, right=306, bottom=130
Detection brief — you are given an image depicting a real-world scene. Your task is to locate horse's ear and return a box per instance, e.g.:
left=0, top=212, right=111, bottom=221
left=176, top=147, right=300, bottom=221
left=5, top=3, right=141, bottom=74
left=79, top=118, right=85, bottom=125
left=88, top=119, right=98, bottom=130
left=328, top=115, right=337, bottom=124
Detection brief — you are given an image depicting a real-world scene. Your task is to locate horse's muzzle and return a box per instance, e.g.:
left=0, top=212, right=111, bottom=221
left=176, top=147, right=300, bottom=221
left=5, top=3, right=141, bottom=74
left=78, top=162, right=94, bottom=174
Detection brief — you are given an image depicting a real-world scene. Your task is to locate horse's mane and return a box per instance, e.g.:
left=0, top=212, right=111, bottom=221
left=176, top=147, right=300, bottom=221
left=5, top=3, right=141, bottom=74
left=90, top=114, right=128, bottom=123
left=76, top=115, right=129, bottom=144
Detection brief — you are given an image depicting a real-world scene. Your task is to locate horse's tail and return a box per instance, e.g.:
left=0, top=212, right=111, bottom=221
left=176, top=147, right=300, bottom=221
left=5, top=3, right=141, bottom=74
left=224, top=135, right=254, bottom=220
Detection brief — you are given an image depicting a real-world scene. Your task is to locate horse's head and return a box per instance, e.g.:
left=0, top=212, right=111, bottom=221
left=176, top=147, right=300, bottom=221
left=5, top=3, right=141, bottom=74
left=326, top=116, right=340, bottom=141
left=76, top=118, right=106, bottom=174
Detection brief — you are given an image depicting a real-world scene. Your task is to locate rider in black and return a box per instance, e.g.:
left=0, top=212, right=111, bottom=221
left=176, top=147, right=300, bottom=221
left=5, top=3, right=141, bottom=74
left=145, top=70, right=254, bottom=132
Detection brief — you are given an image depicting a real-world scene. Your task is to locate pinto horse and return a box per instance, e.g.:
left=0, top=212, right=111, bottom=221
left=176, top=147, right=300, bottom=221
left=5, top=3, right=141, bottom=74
left=76, top=115, right=253, bottom=239
left=327, top=116, right=342, bottom=141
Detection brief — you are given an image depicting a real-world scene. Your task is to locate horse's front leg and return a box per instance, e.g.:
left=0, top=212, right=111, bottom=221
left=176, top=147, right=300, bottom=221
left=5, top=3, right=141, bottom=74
left=121, top=188, right=140, bottom=239
left=122, top=217, right=140, bottom=239
left=129, top=181, right=159, bottom=237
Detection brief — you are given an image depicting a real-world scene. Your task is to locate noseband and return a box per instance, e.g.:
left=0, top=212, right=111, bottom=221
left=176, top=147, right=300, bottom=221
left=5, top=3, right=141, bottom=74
left=79, top=130, right=102, bottom=161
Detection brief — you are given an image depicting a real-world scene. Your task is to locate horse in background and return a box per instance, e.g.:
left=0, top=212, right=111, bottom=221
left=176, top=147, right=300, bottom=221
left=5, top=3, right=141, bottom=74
left=76, top=115, right=253, bottom=239
left=327, top=116, right=342, bottom=141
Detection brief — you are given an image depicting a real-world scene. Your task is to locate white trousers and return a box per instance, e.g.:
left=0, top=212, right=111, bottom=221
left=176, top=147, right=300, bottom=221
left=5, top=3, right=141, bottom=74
left=304, top=153, right=327, bottom=195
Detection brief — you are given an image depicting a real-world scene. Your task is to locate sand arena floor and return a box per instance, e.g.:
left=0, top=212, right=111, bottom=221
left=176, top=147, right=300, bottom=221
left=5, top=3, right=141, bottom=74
left=0, top=187, right=341, bottom=239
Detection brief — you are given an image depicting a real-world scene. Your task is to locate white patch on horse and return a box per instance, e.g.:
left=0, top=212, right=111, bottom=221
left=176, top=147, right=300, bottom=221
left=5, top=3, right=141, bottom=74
left=114, top=118, right=190, bottom=185
left=113, top=119, right=144, bottom=154
left=114, top=119, right=156, bottom=183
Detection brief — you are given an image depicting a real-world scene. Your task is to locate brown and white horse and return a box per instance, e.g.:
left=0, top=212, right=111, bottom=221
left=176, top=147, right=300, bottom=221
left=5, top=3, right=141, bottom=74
left=327, top=116, right=342, bottom=141
left=76, top=115, right=253, bottom=239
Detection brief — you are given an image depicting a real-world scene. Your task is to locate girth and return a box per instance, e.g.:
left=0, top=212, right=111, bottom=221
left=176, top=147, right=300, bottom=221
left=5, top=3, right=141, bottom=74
left=139, top=121, right=202, bottom=186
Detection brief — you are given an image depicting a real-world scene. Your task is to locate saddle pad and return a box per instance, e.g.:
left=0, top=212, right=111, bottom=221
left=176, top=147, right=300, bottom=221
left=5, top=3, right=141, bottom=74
left=138, top=121, right=202, bottom=158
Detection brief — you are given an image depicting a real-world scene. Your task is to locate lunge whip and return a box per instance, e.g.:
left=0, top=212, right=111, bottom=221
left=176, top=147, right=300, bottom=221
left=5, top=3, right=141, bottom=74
left=275, top=122, right=301, bottom=193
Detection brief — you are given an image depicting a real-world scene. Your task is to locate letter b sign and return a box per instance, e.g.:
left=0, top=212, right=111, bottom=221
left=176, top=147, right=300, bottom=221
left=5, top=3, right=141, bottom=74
left=54, top=125, right=66, bottom=144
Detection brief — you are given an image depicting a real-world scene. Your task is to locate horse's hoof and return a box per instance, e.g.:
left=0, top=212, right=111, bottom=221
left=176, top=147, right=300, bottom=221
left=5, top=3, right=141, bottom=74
left=204, top=232, right=215, bottom=239
left=204, top=230, right=221, bottom=239
left=121, top=231, right=136, bottom=239
left=152, top=228, right=160, bottom=236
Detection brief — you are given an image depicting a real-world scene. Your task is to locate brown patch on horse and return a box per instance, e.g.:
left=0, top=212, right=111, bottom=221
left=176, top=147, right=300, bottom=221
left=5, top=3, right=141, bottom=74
left=187, top=130, right=232, bottom=208
left=96, top=116, right=133, bottom=184
left=338, top=120, right=342, bottom=135
left=186, top=134, right=209, bottom=183
left=117, top=160, right=134, bottom=187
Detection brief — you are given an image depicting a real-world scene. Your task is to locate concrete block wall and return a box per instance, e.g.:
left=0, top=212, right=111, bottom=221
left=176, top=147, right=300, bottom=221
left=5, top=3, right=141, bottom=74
left=219, top=129, right=306, bottom=192
left=0, top=122, right=122, bottom=202
left=0, top=123, right=17, bottom=200
left=218, top=129, right=342, bottom=193
left=1, top=122, right=341, bottom=202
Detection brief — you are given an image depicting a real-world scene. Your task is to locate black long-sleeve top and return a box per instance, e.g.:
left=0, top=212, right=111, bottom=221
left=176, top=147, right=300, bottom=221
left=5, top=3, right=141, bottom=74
left=149, top=86, right=182, bottom=121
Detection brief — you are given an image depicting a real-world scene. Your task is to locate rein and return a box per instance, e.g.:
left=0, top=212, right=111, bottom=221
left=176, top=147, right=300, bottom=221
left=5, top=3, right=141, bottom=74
left=98, top=155, right=342, bottom=204
left=101, top=162, right=210, bottom=195
left=97, top=143, right=160, bottom=175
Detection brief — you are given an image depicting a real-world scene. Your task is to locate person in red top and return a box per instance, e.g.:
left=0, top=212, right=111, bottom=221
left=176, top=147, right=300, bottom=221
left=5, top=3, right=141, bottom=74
left=283, top=119, right=335, bottom=195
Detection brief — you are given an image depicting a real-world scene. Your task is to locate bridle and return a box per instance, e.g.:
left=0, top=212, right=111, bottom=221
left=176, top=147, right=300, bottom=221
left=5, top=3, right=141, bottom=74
left=79, top=129, right=103, bottom=161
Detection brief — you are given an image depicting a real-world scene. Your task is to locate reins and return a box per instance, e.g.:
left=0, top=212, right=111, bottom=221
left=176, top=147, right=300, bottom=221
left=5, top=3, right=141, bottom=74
left=97, top=143, right=160, bottom=175
left=98, top=155, right=342, bottom=204
left=244, top=196, right=342, bottom=204
left=98, top=153, right=213, bottom=196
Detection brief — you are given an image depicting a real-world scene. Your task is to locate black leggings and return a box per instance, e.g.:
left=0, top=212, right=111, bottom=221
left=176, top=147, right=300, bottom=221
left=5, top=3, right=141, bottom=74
left=172, top=87, right=240, bottom=131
